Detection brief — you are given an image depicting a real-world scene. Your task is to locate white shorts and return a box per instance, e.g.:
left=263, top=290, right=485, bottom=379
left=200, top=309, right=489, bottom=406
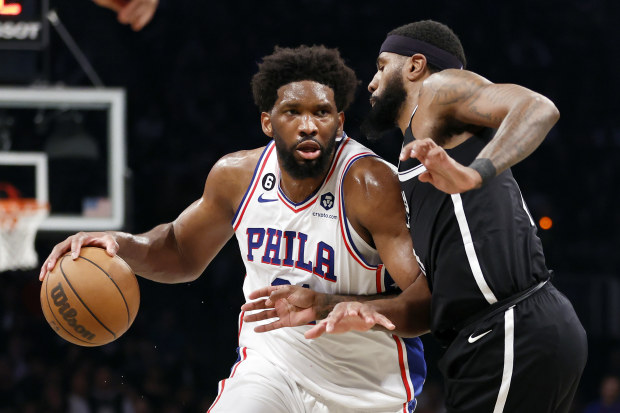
left=207, top=348, right=408, bottom=413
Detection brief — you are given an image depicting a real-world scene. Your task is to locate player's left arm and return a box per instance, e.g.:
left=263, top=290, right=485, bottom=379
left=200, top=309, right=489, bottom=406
left=402, top=70, right=559, bottom=190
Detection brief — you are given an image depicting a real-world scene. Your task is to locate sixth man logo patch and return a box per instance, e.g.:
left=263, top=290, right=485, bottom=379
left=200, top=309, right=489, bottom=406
left=320, top=192, right=334, bottom=210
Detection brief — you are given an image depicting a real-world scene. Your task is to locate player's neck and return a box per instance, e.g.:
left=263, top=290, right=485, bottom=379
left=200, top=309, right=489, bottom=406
left=397, top=87, right=421, bottom=135
left=279, top=171, right=328, bottom=203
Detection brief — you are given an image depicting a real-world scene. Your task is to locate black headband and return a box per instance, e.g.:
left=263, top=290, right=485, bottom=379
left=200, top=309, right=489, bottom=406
left=379, top=34, right=463, bottom=70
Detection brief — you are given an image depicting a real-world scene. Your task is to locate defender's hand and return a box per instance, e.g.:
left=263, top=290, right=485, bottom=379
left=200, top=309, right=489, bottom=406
left=399, top=138, right=481, bottom=193
left=305, top=301, right=395, bottom=339
left=39, top=232, right=118, bottom=281
left=241, top=285, right=319, bottom=333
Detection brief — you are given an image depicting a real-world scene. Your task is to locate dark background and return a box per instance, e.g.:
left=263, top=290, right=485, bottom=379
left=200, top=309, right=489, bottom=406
left=1, top=0, right=619, bottom=412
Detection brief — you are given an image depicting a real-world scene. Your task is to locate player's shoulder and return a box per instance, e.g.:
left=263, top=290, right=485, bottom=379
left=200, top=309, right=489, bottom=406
left=210, top=146, right=266, bottom=180
left=216, top=147, right=265, bottom=170
left=420, top=69, right=492, bottom=104
left=205, top=147, right=267, bottom=199
left=343, top=154, right=398, bottom=191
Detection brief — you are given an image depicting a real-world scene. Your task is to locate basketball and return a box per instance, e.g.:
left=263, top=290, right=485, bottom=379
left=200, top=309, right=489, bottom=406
left=40, top=247, right=140, bottom=347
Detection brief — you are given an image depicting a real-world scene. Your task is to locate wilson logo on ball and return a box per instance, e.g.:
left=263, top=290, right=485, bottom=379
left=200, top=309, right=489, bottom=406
left=50, top=283, right=96, bottom=340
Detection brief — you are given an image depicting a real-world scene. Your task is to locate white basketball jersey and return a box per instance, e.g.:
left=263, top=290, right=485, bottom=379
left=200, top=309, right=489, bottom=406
left=231, top=135, right=426, bottom=411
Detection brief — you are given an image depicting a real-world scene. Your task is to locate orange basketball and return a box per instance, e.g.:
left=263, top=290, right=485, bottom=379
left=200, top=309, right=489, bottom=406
left=40, top=247, right=140, bottom=347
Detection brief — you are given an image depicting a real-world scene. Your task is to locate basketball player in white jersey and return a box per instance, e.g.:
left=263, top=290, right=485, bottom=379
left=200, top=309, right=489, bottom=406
left=40, top=45, right=431, bottom=412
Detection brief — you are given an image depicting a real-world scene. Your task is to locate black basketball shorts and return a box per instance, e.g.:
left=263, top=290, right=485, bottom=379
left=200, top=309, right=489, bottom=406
left=438, top=282, right=587, bottom=413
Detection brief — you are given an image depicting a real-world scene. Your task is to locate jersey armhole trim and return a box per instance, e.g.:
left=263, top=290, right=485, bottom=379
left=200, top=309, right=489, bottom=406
left=338, top=153, right=381, bottom=270
left=232, top=142, right=275, bottom=230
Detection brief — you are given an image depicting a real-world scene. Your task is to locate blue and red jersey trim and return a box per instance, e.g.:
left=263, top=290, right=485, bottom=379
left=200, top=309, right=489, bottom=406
left=337, top=152, right=381, bottom=270
left=277, top=136, right=351, bottom=213
left=232, top=142, right=276, bottom=230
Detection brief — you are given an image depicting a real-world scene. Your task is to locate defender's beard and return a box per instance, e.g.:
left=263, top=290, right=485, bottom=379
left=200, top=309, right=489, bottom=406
left=361, top=73, right=408, bottom=141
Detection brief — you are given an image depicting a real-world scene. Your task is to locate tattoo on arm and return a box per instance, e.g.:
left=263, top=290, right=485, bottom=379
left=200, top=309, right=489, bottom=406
left=477, top=96, right=555, bottom=174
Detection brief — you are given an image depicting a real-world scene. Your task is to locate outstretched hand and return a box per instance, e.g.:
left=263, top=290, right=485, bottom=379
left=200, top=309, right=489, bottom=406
left=241, top=285, right=319, bottom=333
left=92, top=0, right=158, bottom=31
left=304, top=301, right=395, bottom=339
left=399, top=138, right=482, bottom=194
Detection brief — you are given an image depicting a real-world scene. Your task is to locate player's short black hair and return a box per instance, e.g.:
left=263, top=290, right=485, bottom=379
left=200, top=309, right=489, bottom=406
left=251, top=45, right=358, bottom=113
left=389, top=20, right=467, bottom=71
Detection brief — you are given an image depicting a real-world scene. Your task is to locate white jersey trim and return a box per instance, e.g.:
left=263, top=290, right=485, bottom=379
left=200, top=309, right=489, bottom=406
left=398, top=164, right=427, bottom=182
left=451, top=193, right=498, bottom=304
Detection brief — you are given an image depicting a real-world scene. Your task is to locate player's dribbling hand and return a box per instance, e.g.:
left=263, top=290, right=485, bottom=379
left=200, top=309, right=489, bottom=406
left=399, top=138, right=482, bottom=194
left=304, top=301, right=395, bottom=339
left=39, top=231, right=119, bottom=281
left=241, top=285, right=318, bottom=333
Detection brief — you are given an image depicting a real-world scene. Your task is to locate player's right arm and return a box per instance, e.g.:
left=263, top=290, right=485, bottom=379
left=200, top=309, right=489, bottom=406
left=39, top=149, right=261, bottom=283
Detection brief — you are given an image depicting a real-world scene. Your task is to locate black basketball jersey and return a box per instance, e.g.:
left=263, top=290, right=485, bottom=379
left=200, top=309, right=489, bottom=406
left=398, top=121, right=550, bottom=344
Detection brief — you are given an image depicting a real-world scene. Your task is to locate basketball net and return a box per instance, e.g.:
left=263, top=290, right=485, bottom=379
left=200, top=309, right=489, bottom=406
left=0, top=183, right=49, bottom=272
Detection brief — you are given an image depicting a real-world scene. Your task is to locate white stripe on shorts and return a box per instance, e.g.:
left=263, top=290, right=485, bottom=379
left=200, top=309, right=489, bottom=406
left=493, top=306, right=515, bottom=413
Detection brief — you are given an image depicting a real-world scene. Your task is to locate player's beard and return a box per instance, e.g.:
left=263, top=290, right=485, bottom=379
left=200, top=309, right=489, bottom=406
left=274, top=131, right=338, bottom=180
left=361, top=72, right=408, bottom=141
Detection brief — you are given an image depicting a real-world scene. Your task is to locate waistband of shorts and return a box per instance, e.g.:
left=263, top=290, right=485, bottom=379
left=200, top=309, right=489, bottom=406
left=455, top=279, right=550, bottom=332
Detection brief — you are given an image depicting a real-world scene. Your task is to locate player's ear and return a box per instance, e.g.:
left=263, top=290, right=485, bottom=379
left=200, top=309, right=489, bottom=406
left=404, top=54, right=427, bottom=81
left=261, top=112, right=273, bottom=137
left=337, top=112, right=345, bottom=136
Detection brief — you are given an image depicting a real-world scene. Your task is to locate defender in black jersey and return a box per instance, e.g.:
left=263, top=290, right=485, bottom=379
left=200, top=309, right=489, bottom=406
left=304, top=20, right=587, bottom=413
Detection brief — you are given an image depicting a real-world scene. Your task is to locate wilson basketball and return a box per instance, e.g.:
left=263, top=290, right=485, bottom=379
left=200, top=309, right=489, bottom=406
left=40, top=247, right=140, bottom=347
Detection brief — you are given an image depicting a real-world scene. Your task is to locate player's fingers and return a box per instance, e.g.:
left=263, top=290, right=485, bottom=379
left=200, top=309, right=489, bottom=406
left=126, top=4, right=150, bottom=30
left=359, top=307, right=395, bottom=330
left=39, top=242, right=67, bottom=280
left=400, top=139, right=428, bottom=161
left=373, top=313, right=396, bottom=330
left=358, top=304, right=380, bottom=324
left=424, top=146, right=448, bottom=168
left=71, top=233, right=88, bottom=259
left=268, top=285, right=296, bottom=301
left=105, top=237, right=119, bottom=256
left=247, top=285, right=280, bottom=300
left=304, top=320, right=328, bottom=339
left=324, top=309, right=348, bottom=333
left=253, top=319, right=285, bottom=333
left=243, top=308, right=278, bottom=323
left=39, top=256, right=54, bottom=281
left=240, top=298, right=270, bottom=311
left=417, top=171, right=432, bottom=183
left=399, top=141, right=416, bottom=161
left=117, top=0, right=141, bottom=23
left=415, top=139, right=436, bottom=159
left=92, top=0, right=124, bottom=12
left=130, top=5, right=155, bottom=31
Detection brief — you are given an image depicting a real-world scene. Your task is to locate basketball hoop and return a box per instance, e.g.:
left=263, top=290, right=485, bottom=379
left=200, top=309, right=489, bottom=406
left=0, top=183, right=49, bottom=272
